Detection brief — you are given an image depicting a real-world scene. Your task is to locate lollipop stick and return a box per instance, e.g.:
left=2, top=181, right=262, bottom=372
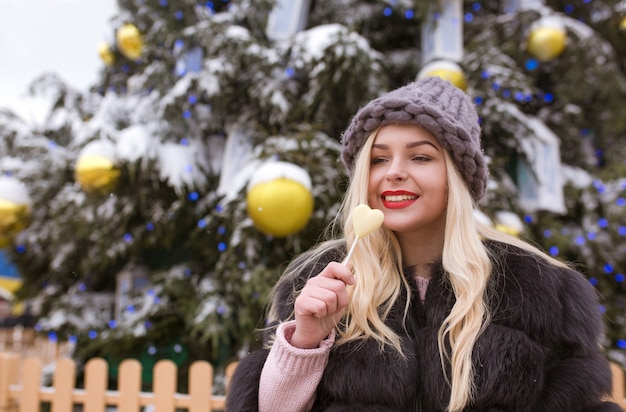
left=342, top=236, right=360, bottom=265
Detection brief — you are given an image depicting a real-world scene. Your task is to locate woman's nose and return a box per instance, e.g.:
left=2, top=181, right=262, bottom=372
left=385, top=160, right=408, bottom=181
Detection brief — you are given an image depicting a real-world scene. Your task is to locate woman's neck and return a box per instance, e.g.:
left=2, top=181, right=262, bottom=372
left=396, top=231, right=444, bottom=280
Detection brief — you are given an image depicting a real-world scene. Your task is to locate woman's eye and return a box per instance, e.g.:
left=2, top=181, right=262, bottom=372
left=412, top=155, right=430, bottom=161
left=371, top=157, right=387, bottom=164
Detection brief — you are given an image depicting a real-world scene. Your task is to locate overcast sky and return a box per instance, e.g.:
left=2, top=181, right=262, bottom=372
left=0, top=0, right=118, bottom=118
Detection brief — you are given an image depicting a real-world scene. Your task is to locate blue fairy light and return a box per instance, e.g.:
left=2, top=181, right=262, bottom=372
left=175, top=11, right=184, bottom=20
left=524, top=215, right=533, bottom=224
left=180, top=138, right=189, bottom=146
left=188, top=95, right=197, bottom=104
left=35, top=323, right=42, bottom=331
left=78, top=283, right=87, bottom=292
left=491, top=82, right=500, bottom=91
left=174, top=39, right=184, bottom=50
left=616, top=274, right=625, bottom=283
left=238, top=261, right=246, bottom=269
left=146, top=222, right=154, bottom=231
left=404, top=10, right=414, bottom=19
left=604, top=263, right=614, bottom=274
left=618, top=226, right=626, bottom=236
left=48, top=141, right=58, bottom=149
left=588, top=277, right=598, bottom=286
left=548, top=246, right=559, bottom=256
left=15, top=244, right=25, bottom=253
left=464, top=13, right=473, bottom=23
left=544, top=93, right=554, bottom=103
left=215, top=204, right=224, bottom=212
left=218, top=226, right=226, bottom=235
left=124, top=233, right=133, bottom=243
left=472, top=2, right=481, bottom=11
left=502, top=89, right=511, bottom=99
left=592, top=179, right=605, bottom=192
left=217, top=305, right=226, bottom=314
left=109, top=320, right=117, bottom=328
left=617, top=340, right=626, bottom=349
left=480, top=70, right=490, bottom=79
left=575, top=235, right=585, bottom=245
left=514, top=92, right=526, bottom=102
left=599, top=305, right=606, bottom=314
left=48, top=331, right=57, bottom=342
left=174, top=344, right=182, bottom=353
left=127, top=305, right=135, bottom=313
left=473, top=96, right=484, bottom=105
left=564, top=4, right=574, bottom=14
left=543, top=230, right=552, bottom=238
left=160, top=0, right=168, bottom=6
left=88, top=330, right=98, bottom=339
left=616, top=198, right=625, bottom=207
left=148, top=345, right=157, bottom=355
left=183, top=110, right=192, bottom=119
left=184, top=164, right=193, bottom=173
left=205, top=1, right=215, bottom=12
left=188, top=191, right=199, bottom=201
left=146, top=289, right=155, bottom=297
left=383, top=7, right=392, bottom=17
left=285, top=67, right=295, bottom=78
left=69, top=336, right=77, bottom=344
left=145, top=321, right=152, bottom=329
left=218, top=242, right=227, bottom=252
left=197, top=219, right=207, bottom=229
left=525, top=59, right=539, bottom=71
left=598, top=218, right=608, bottom=228
left=587, top=232, right=597, bottom=241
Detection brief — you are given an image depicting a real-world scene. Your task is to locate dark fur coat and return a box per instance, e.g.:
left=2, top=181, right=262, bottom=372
left=227, top=241, right=622, bottom=411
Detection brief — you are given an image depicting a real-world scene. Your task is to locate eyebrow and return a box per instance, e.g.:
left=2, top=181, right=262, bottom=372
left=372, top=141, right=440, bottom=151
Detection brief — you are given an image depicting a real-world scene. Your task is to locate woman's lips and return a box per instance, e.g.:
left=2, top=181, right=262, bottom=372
left=381, top=191, right=418, bottom=209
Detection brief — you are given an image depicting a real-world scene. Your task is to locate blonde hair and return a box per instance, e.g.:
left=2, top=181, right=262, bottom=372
left=266, top=128, right=566, bottom=411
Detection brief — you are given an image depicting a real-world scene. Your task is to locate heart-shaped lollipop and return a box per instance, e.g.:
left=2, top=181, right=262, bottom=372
left=343, top=204, right=384, bottom=265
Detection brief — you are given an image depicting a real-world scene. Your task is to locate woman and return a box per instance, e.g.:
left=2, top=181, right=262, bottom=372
left=226, top=77, right=621, bottom=411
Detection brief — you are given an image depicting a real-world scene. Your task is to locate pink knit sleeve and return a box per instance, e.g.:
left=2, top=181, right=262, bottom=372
left=259, top=320, right=335, bottom=412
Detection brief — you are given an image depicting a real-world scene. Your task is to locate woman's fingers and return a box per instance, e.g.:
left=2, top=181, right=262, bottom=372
left=290, top=262, right=355, bottom=349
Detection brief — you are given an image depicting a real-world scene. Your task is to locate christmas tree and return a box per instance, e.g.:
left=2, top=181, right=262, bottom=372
left=0, top=0, right=624, bottom=384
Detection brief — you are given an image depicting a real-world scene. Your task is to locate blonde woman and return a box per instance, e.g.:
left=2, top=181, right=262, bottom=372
left=226, top=77, right=620, bottom=412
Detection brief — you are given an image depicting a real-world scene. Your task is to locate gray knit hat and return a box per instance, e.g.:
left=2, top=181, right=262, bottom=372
left=340, top=76, right=489, bottom=202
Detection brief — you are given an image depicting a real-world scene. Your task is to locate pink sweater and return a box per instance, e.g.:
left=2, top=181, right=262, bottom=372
left=259, top=277, right=430, bottom=411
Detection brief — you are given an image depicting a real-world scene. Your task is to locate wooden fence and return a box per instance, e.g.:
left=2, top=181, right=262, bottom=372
left=0, top=351, right=624, bottom=411
left=0, top=352, right=238, bottom=411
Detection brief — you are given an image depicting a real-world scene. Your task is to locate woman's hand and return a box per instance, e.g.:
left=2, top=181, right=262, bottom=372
left=290, top=262, right=355, bottom=349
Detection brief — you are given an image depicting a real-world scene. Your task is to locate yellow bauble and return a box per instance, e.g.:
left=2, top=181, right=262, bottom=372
left=75, top=154, right=121, bottom=194
left=116, top=23, right=144, bottom=60
left=417, top=61, right=467, bottom=91
left=526, top=25, right=567, bottom=62
left=0, top=177, right=31, bottom=243
left=98, top=42, right=115, bottom=66
left=247, top=161, right=314, bottom=237
left=620, top=16, right=626, bottom=32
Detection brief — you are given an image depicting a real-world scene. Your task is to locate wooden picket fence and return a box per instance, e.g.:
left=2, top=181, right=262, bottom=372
left=0, top=352, right=239, bottom=411
left=0, top=351, right=624, bottom=411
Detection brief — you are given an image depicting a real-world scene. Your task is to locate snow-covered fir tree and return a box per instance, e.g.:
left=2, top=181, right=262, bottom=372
left=0, top=0, right=624, bottom=383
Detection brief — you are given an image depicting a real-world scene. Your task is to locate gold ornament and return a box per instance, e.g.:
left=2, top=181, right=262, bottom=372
left=98, top=42, right=115, bottom=66
left=116, top=23, right=144, bottom=60
left=526, top=22, right=567, bottom=62
left=417, top=60, right=467, bottom=91
left=620, top=16, right=626, bottom=32
left=0, top=177, right=31, bottom=244
left=75, top=154, right=121, bottom=194
left=246, top=162, right=314, bottom=237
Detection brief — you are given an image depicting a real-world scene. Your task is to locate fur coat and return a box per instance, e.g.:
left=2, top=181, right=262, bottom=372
left=227, top=240, right=621, bottom=411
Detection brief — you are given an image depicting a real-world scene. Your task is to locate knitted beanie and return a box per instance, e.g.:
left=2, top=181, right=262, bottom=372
left=340, top=76, right=489, bottom=202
